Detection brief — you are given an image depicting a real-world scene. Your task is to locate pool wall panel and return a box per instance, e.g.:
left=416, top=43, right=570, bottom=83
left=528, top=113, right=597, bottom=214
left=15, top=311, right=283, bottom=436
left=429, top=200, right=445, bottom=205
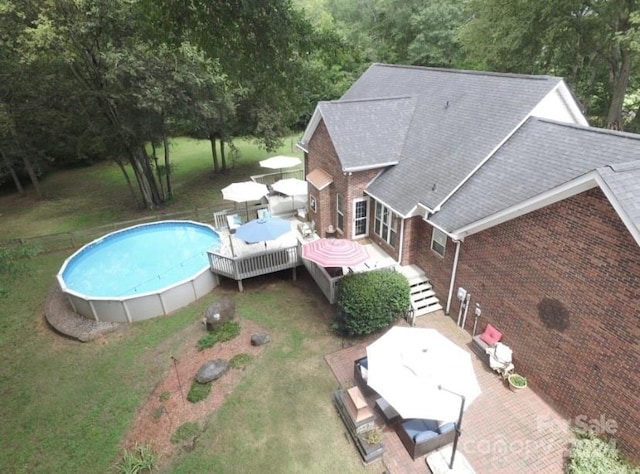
left=57, top=220, right=221, bottom=323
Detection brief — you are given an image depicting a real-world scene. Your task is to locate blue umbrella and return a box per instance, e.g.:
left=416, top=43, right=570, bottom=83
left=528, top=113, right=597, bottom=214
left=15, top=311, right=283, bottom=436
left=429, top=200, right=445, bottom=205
left=235, top=217, right=291, bottom=244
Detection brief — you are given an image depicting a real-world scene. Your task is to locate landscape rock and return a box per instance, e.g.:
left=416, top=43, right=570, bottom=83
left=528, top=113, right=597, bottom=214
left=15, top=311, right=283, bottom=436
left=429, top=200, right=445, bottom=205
left=196, top=359, right=229, bottom=383
left=205, top=297, right=235, bottom=332
left=251, top=333, right=271, bottom=346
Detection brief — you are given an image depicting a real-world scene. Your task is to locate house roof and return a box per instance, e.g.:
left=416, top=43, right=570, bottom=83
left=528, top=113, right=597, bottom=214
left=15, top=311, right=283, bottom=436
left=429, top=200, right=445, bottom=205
left=338, top=64, right=565, bottom=214
left=317, top=97, right=416, bottom=171
left=430, top=118, right=640, bottom=242
left=306, top=168, right=333, bottom=191
left=597, top=161, right=640, bottom=240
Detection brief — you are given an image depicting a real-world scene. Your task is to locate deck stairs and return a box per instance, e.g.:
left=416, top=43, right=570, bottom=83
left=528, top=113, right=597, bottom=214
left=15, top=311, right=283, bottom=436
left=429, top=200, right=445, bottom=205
left=397, top=264, right=443, bottom=317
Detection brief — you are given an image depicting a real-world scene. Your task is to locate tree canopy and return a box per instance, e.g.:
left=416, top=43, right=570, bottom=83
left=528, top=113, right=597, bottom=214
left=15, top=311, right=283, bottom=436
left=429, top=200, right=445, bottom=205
left=2, top=0, right=640, bottom=204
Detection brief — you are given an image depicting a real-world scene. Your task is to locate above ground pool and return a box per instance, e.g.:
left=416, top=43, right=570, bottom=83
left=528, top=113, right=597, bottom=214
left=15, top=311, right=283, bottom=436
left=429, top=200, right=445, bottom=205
left=57, top=220, right=222, bottom=323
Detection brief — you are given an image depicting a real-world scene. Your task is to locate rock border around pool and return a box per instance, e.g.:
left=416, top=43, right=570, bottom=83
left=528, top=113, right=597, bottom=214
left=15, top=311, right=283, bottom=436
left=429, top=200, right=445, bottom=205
left=45, top=284, right=124, bottom=342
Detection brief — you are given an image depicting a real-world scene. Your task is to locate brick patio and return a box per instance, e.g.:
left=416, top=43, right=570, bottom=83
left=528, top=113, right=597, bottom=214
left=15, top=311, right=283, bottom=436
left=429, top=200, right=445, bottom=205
left=325, top=311, right=574, bottom=473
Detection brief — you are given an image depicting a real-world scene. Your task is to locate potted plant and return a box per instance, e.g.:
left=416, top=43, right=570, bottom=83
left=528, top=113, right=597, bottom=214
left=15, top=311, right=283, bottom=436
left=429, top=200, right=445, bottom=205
left=356, top=427, right=385, bottom=463
left=508, top=373, right=527, bottom=392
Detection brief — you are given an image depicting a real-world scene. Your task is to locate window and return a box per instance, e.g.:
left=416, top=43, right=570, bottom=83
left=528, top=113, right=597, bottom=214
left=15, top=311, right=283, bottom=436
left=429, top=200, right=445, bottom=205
left=309, top=195, right=317, bottom=213
left=373, top=201, right=398, bottom=247
left=336, top=194, right=344, bottom=231
left=431, top=227, right=447, bottom=257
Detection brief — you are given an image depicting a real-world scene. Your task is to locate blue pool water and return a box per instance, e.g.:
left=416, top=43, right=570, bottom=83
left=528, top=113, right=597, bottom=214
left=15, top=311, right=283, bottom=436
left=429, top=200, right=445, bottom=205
left=61, top=221, right=221, bottom=297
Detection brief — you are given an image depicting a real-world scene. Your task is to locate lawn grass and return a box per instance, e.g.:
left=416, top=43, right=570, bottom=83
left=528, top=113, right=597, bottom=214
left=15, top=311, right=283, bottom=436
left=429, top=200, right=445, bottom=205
left=0, top=137, right=371, bottom=473
left=0, top=251, right=211, bottom=473
left=0, top=136, right=303, bottom=240
left=164, top=277, right=367, bottom=474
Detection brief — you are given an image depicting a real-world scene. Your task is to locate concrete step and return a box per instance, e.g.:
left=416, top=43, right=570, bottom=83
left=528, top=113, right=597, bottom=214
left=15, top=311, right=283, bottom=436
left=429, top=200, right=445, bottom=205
left=411, top=289, right=437, bottom=304
left=414, top=303, right=443, bottom=317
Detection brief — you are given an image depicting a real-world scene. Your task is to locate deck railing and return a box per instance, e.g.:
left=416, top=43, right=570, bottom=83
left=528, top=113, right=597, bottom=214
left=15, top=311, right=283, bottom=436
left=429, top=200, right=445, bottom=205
left=302, top=258, right=342, bottom=304
left=207, top=244, right=301, bottom=291
left=250, top=169, right=304, bottom=186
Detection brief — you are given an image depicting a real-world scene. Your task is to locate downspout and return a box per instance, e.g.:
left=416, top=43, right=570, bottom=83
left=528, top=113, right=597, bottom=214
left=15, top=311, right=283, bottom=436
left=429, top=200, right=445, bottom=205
left=396, top=216, right=405, bottom=264
left=445, top=239, right=462, bottom=315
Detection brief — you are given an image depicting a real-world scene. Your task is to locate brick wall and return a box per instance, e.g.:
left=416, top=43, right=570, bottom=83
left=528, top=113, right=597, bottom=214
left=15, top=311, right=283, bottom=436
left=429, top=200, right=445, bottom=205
left=307, top=120, right=380, bottom=240
left=417, top=188, right=640, bottom=460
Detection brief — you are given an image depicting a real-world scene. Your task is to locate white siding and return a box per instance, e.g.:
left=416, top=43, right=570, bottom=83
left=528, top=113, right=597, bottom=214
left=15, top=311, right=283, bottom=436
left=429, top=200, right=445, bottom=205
left=530, top=85, right=588, bottom=125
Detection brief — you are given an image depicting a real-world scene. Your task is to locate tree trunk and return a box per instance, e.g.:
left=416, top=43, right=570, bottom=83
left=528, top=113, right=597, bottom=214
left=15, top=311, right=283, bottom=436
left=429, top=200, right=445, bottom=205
left=114, top=156, right=140, bottom=208
left=163, top=135, right=173, bottom=200
left=209, top=132, right=219, bottom=173
left=151, top=142, right=165, bottom=201
left=607, top=47, right=632, bottom=130
left=1, top=149, right=24, bottom=195
left=126, top=146, right=162, bottom=210
left=220, top=139, right=227, bottom=171
left=21, top=154, right=42, bottom=199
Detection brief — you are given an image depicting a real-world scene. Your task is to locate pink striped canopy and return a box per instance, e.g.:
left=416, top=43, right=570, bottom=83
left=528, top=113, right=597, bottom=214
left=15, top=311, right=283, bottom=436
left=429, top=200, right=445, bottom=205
left=302, top=238, right=369, bottom=267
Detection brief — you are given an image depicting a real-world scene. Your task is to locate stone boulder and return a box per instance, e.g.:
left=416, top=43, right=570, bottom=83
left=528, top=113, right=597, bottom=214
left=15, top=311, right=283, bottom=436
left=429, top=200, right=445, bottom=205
left=205, top=297, right=235, bottom=332
left=251, top=333, right=271, bottom=346
left=196, top=359, right=229, bottom=384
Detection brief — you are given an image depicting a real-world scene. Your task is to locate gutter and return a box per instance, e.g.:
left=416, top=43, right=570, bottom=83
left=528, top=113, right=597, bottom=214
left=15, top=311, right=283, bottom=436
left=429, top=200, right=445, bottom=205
left=445, top=239, right=462, bottom=315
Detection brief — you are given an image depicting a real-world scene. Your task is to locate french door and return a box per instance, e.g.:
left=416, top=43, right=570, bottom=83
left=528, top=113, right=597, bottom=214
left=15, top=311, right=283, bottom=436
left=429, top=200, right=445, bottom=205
left=353, top=198, right=369, bottom=238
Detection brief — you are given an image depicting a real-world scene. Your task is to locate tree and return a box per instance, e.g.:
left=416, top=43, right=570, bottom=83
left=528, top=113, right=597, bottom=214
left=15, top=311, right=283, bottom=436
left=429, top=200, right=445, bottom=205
left=459, top=0, right=640, bottom=129
left=324, top=0, right=467, bottom=67
left=146, top=0, right=319, bottom=157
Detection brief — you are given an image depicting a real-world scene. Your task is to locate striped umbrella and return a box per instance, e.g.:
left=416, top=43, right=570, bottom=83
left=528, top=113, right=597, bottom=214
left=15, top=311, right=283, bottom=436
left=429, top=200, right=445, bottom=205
left=301, top=238, right=369, bottom=267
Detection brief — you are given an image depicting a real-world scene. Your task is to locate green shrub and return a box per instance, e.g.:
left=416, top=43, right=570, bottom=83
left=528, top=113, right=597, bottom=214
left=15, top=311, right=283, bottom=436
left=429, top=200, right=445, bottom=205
left=196, top=332, right=217, bottom=351
left=171, top=422, right=201, bottom=444
left=214, top=321, right=241, bottom=342
left=187, top=381, right=212, bottom=403
left=229, top=353, right=253, bottom=370
left=196, top=321, right=241, bottom=351
left=116, top=443, right=156, bottom=474
left=335, top=269, right=410, bottom=336
left=567, top=431, right=640, bottom=474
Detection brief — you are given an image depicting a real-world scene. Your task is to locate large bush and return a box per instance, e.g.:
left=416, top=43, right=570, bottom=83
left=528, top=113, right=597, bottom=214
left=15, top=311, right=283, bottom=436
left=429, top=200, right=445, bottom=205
left=335, top=269, right=410, bottom=336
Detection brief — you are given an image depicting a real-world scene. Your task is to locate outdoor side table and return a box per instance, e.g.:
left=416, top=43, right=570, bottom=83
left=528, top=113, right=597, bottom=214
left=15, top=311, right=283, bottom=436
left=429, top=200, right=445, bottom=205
left=376, top=397, right=401, bottom=425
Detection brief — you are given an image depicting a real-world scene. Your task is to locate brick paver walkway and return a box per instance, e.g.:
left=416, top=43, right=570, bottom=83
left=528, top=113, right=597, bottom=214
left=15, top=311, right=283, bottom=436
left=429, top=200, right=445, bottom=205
left=325, top=311, right=573, bottom=473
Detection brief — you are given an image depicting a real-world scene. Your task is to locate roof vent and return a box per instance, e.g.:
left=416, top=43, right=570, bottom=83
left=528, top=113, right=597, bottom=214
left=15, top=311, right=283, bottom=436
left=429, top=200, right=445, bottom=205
left=432, top=183, right=437, bottom=192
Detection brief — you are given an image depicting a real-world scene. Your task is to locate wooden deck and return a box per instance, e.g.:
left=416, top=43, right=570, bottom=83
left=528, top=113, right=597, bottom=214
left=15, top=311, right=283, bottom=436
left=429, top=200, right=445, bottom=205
left=207, top=219, right=305, bottom=291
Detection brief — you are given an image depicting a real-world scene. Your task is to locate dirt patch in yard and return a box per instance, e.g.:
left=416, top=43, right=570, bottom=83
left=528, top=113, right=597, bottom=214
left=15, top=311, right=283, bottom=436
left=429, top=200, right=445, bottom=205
left=121, top=317, right=268, bottom=464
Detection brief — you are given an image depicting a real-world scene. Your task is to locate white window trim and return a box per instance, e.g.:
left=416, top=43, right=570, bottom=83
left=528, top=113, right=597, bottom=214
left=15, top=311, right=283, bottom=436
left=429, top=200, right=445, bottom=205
left=309, top=195, right=317, bottom=213
left=336, top=194, right=344, bottom=231
left=431, top=227, right=447, bottom=257
left=374, top=201, right=398, bottom=248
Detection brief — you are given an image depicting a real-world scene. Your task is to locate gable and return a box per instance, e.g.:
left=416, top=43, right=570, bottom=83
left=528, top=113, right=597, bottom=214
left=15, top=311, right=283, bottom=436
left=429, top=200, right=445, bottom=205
left=430, top=119, right=640, bottom=246
left=318, top=97, right=416, bottom=171
left=344, top=64, right=568, bottom=215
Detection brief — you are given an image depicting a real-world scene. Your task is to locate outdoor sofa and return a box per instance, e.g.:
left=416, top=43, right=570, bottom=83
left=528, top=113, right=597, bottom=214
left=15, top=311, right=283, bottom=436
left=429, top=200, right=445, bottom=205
left=396, top=418, right=456, bottom=460
left=354, top=356, right=378, bottom=398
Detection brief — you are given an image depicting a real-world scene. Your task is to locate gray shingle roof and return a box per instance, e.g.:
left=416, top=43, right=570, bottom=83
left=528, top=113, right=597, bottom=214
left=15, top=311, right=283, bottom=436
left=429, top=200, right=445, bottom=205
left=318, top=96, right=416, bottom=171
left=598, top=161, right=640, bottom=235
left=430, top=118, right=640, bottom=232
left=341, top=64, right=563, bottom=214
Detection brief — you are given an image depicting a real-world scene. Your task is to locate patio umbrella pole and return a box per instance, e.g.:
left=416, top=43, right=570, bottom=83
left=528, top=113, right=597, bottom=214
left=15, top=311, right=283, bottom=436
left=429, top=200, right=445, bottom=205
left=438, top=385, right=466, bottom=470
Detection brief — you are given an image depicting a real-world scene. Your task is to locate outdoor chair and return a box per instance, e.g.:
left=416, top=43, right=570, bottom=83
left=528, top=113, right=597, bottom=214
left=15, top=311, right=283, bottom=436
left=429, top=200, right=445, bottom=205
left=213, top=210, right=228, bottom=230
left=226, top=214, right=242, bottom=233
left=396, top=418, right=456, bottom=460
left=471, top=323, right=503, bottom=367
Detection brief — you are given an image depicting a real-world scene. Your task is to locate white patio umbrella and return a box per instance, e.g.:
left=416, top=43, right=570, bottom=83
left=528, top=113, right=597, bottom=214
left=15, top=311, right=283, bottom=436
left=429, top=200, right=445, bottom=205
left=259, top=155, right=301, bottom=171
left=221, top=181, right=269, bottom=220
left=272, top=178, right=308, bottom=212
left=272, top=177, right=308, bottom=196
left=365, top=326, right=481, bottom=422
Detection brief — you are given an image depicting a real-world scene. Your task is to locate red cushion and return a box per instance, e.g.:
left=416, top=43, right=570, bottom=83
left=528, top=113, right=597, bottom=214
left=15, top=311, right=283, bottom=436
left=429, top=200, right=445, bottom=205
left=480, top=324, right=502, bottom=345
